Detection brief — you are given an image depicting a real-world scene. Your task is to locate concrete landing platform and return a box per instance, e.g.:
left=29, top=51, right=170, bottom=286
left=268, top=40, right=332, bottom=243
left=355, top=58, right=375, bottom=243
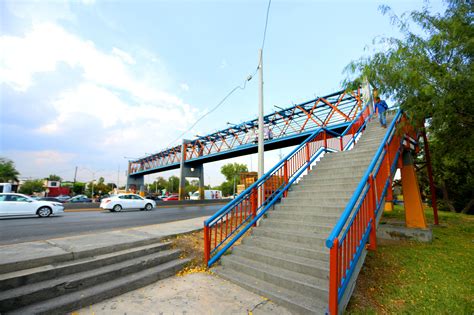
left=377, top=222, right=433, bottom=243
left=75, top=272, right=291, bottom=315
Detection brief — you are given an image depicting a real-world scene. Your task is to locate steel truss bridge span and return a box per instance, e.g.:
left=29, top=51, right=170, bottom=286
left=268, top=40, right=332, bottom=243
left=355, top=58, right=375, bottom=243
left=128, top=88, right=364, bottom=177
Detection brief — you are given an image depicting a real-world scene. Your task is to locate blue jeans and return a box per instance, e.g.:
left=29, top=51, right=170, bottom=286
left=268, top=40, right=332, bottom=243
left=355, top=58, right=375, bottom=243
left=379, top=111, right=387, bottom=127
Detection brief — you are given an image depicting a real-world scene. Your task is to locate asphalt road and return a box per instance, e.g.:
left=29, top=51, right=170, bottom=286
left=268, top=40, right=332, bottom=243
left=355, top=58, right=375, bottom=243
left=0, top=204, right=222, bottom=245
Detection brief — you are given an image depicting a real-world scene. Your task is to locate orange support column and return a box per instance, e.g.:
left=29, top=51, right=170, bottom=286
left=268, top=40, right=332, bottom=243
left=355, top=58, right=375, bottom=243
left=384, top=144, right=394, bottom=212
left=401, top=151, right=427, bottom=228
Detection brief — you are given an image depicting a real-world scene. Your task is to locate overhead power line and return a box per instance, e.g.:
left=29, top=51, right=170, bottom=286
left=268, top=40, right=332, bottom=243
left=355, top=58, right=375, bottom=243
left=156, top=0, right=273, bottom=154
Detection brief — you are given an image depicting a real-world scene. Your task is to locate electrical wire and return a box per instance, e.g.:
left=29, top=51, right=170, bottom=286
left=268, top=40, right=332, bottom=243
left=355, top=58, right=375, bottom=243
left=261, top=0, right=272, bottom=52
left=144, top=0, right=273, bottom=158
left=163, top=76, right=254, bottom=149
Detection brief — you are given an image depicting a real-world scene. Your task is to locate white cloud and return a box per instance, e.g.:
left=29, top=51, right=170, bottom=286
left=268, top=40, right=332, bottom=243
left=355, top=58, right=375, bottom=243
left=1, top=22, right=200, bottom=181
left=180, top=83, right=190, bottom=91
left=5, top=0, right=75, bottom=24
left=112, top=47, right=136, bottom=65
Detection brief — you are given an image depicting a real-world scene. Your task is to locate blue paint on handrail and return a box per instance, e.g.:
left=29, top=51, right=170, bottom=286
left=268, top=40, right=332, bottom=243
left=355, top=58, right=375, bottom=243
left=326, top=109, right=403, bottom=249
left=206, top=96, right=373, bottom=267
left=204, top=127, right=323, bottom=226
left=208, top=147, right=327, bottom=267
left=337, top=221, right=373, bottom=301
left=205, top=99, right=372, bottom=227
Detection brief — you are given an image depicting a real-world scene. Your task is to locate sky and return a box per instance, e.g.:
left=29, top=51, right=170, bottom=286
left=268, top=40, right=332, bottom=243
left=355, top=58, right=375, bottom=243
left=0, top=0, right=446, bottom=187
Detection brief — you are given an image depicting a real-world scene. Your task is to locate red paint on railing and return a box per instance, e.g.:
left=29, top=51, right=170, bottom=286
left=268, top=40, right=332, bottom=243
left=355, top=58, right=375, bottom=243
left=203, top=99, right=371, bottom=267
left=329, top=238, right=339, bottom=315
left=327, top=114, right=421, bottom=311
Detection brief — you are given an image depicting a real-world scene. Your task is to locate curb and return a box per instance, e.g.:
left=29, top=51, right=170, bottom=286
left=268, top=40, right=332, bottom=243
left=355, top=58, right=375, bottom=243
left=64, top=202, right=228, bottom=212
left=0, top=217, right=208, bottom=274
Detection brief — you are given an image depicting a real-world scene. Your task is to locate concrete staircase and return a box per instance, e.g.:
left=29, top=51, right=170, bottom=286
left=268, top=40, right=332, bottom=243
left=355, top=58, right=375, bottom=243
left=214, top=118, right=389, bottom=314
left=0, top=239, right=190, bottom=314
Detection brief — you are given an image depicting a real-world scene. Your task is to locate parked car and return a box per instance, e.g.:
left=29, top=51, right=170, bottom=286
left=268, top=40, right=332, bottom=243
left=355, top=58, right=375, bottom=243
left=97, top=194, right=112, bottom=202
left=0, top=193, right=64, bottom=218
left=99, top=194, right=156, bottom=212
left=39, top=197, right=63, bottom=203
left=67, top=195, right=92, bottom=203
left=162, top=194, right=179, bottom=201
left=55, top=195, right=71, bottom=202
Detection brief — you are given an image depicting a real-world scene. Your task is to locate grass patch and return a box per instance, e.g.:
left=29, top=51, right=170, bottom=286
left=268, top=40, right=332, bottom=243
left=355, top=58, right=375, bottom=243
left=164, top=230, right=208, bottom=276
left=165, top=224, right=253, bottom=276
left=347, top=207, right=474, bottom=314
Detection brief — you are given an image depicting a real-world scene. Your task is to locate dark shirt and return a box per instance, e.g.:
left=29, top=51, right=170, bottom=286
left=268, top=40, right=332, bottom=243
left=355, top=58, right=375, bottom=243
left=374, top=100, right=388, bottom=113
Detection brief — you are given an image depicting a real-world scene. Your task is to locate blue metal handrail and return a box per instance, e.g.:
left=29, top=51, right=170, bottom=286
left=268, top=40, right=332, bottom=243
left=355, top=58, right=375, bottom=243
left=205, top=95, right=374, bottom=267
left=205, top=98, right=372, bottom=227
left=326, top=109, right=403, bottom=248
left=207, top=146, right=329, bottom=266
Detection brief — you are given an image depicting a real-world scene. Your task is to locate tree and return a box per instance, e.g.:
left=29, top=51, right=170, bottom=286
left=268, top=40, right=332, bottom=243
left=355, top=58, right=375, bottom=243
left=168, top=176, right=180, bottom=193
left=47, top=174, right=61, bottom=181
left=219, top=163, right=249, bottom=196
left=219, top=181, right=234, bottom=197
left=19, top=180, right=44, bottom=195
left=221, top=163, right=248, bottom=183
left=149, top=177, right=168, bottom=194
left=0, top=158, right=20, bottom=182
left=72, top=182, right=86, bottom=195
left=344, top=1, right=473, bottom=213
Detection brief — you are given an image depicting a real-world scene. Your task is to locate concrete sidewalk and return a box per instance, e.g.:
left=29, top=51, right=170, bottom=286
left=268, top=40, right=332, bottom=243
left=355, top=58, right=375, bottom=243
left=0, top=217, right=291, bottom=315
left=76, top=272, right=291, bottom=315
left=0, top=216, right=207, bottom=273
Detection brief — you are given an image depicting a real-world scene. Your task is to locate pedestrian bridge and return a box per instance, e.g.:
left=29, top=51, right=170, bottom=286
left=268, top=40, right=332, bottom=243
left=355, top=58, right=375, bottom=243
left=127, top=88, right=366, bottom=191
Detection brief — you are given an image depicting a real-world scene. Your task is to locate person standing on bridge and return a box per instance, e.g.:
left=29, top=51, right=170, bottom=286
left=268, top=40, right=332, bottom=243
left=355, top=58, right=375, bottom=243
left=374, top=96, right=389, bottom=128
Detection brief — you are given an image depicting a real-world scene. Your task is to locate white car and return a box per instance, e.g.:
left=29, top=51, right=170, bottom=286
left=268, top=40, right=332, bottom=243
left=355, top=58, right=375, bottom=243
left=0, top=193, right=64, bottom=218
left=100, top=194, right=156, bottom=212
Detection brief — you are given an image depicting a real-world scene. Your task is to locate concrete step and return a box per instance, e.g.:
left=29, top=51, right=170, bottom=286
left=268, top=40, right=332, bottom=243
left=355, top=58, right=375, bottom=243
left=0, top=249, right=182, bottom=312
left=220, top=255, right=328, bottom=299
left=280, top=199, right=348, bottom=209
left=268, top=208, right=343, bottom=221
left=0, top=235, right=166, bottom=275
left=310, top=165, right=368, bottom=175
left=289, top=186, right=356, bottom=195
left=315, top=153, right=373, bottom=165
left=300, top=174, right=365, bottom=185
left=0, top=242, right=172, bottom=291
left=213, top=267, right=327, bottom=314
left=252, top=226, right=328, bottom=249
left=261, top=218, right=333, bottom=234
left=212, top=117, right=392, bottom=313
left=289, top=181, right=359, bottom=193
left=8, top=258, right=190, bottom=315
left=243, top=235, right=330, bottom=262
left=233, top=244, right=329, bottom=279
left=282, top=196, right=350, bottom=206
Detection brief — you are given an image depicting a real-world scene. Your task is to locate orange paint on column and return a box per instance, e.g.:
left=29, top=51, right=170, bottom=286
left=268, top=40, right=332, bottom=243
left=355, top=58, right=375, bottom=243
left=401, top=161, right=427, bottom=228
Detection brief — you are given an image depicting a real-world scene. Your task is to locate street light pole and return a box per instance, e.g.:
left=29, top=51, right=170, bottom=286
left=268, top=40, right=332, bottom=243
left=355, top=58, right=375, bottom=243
left=233, top=174, right=237, bottom=197
left=258, top=48, right=264, bottom=208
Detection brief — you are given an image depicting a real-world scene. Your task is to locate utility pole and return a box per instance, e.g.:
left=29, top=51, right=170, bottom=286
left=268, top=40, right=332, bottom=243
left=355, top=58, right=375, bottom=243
left=233, top=174, right=237, bottom=197
left=258, top=48, right=264, bottom=208
left=73, top=166, right=78, bottom=184
left=117, top=165, right=120, bottom=190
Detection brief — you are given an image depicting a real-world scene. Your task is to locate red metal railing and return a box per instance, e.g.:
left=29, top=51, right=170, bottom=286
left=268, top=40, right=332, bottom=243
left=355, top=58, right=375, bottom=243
left=204, top=98, right=372, bottom=267
left=326, top=110, right=420, bottom=314
left=128, top=89, right=364, bottom=176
